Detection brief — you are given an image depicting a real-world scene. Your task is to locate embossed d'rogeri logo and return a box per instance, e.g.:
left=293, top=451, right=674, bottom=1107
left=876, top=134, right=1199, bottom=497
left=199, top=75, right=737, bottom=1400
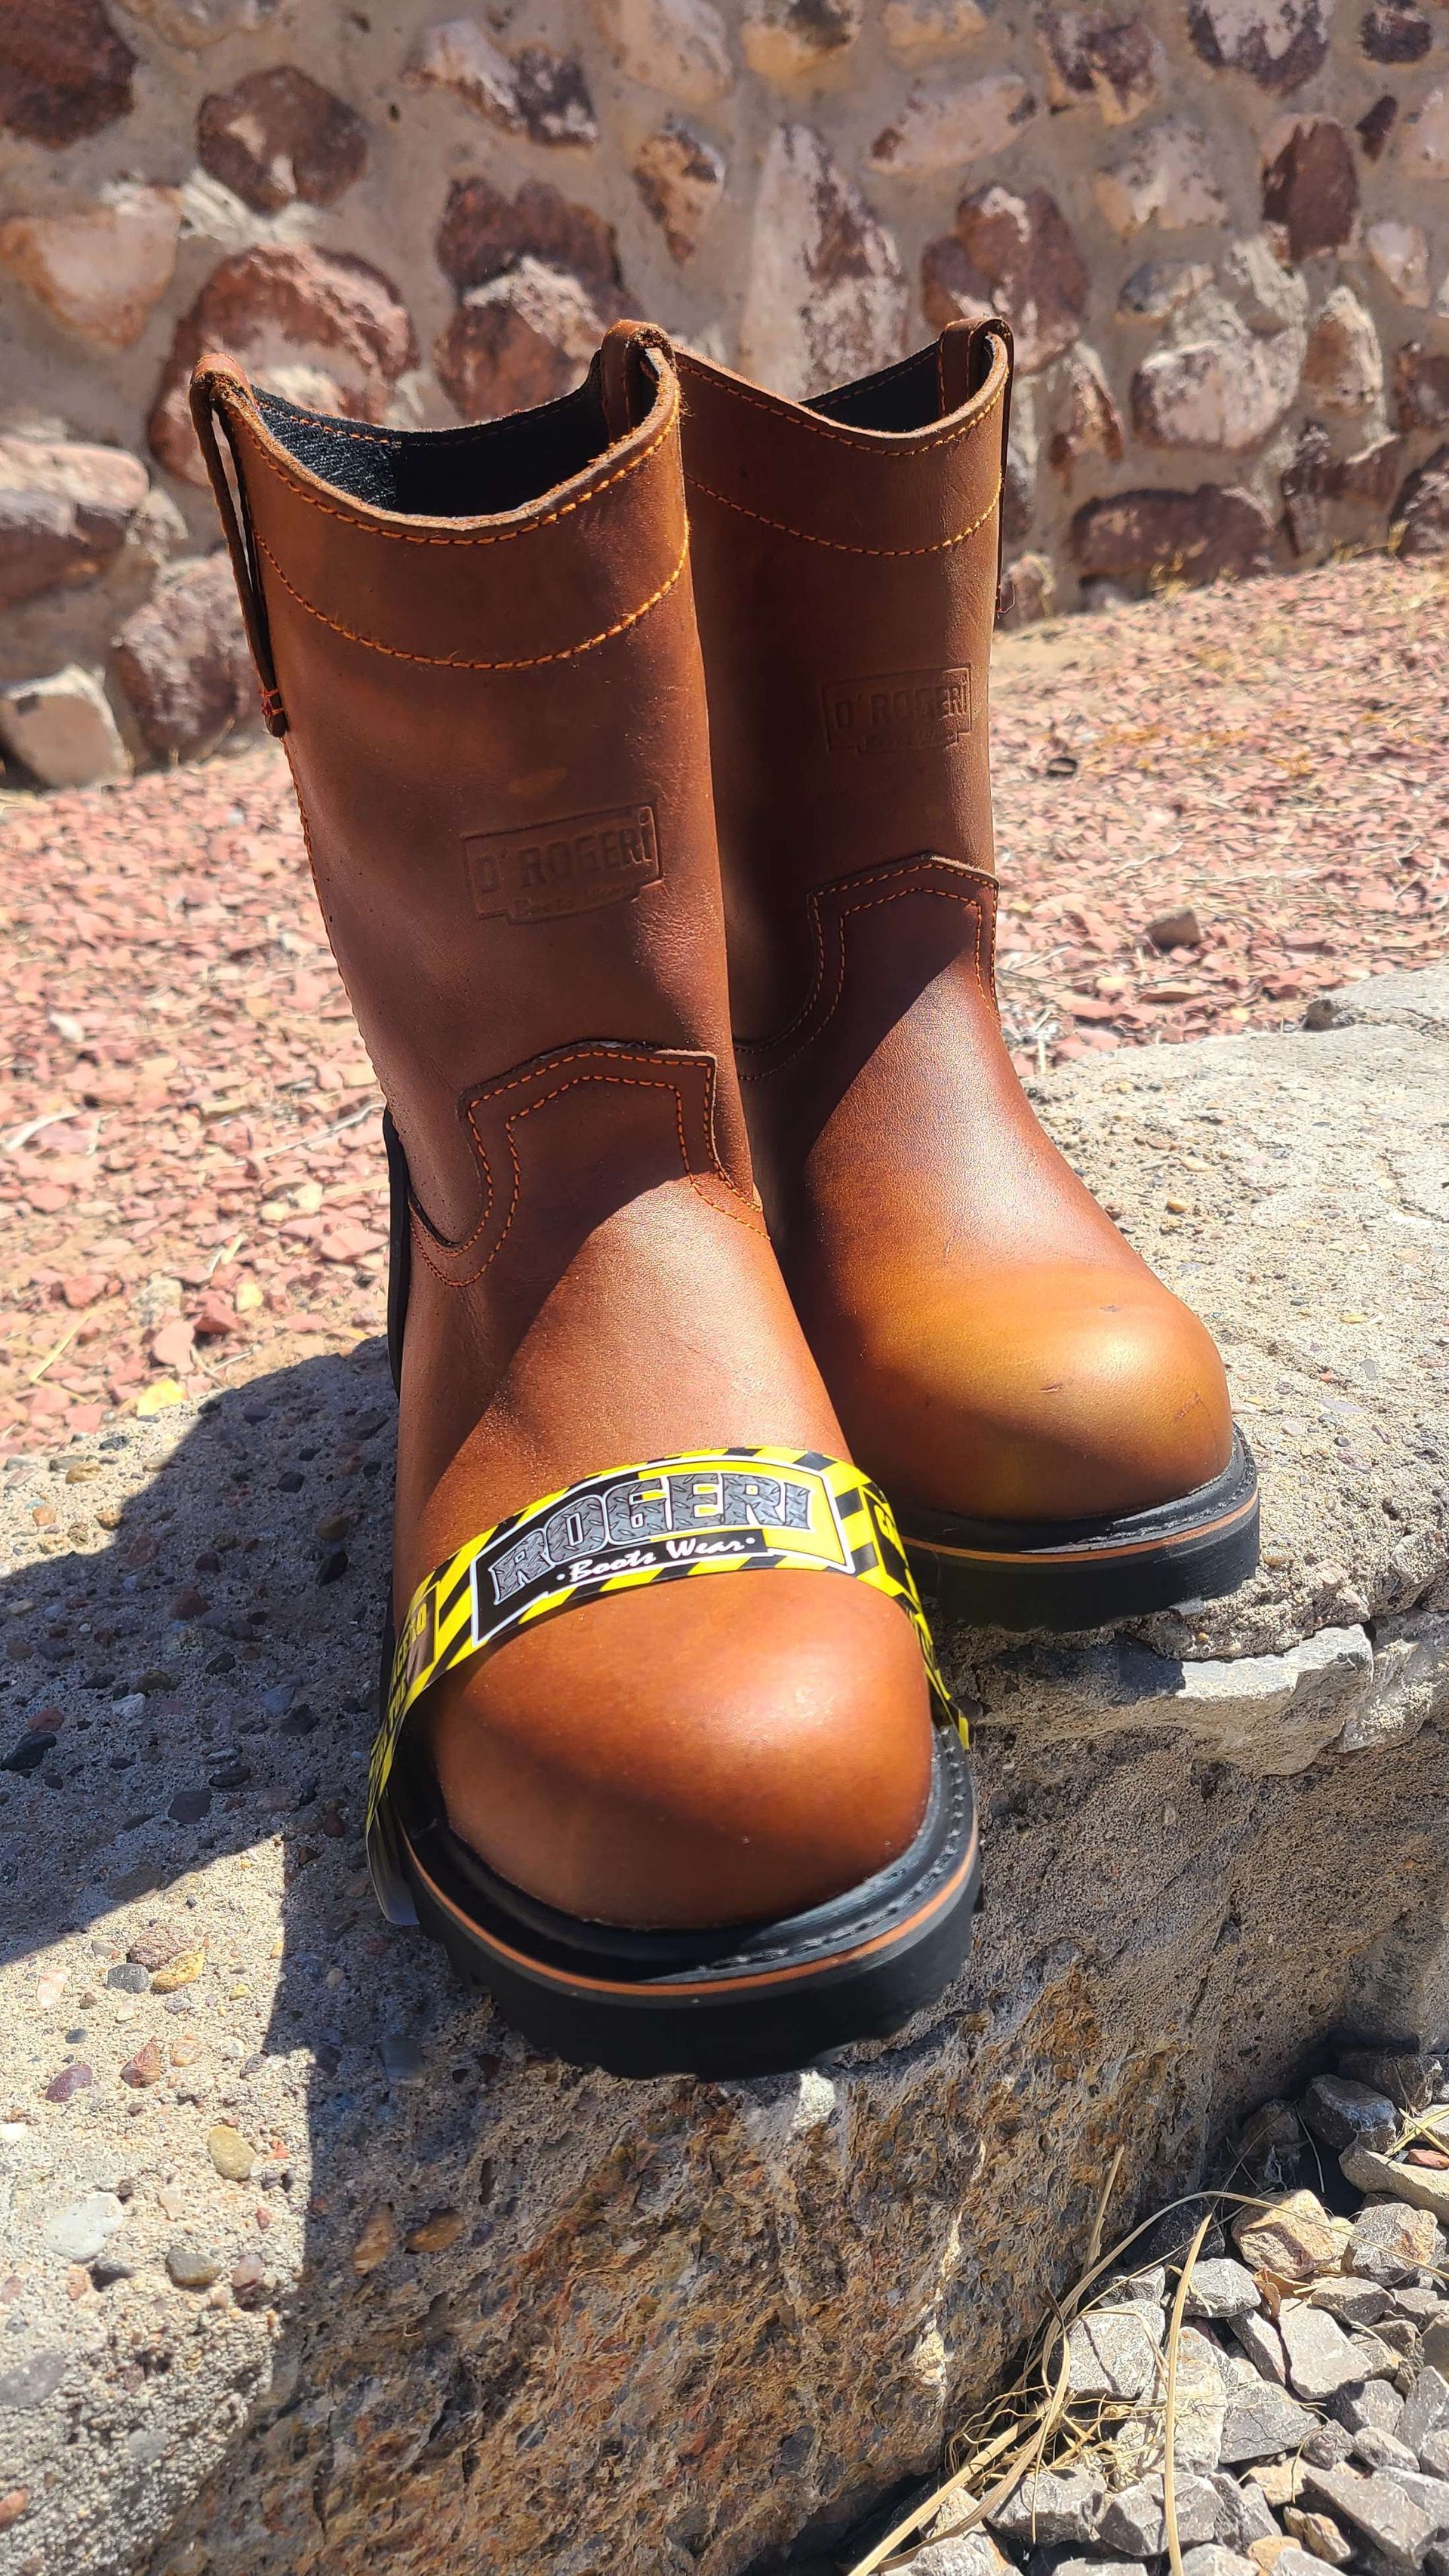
left=465, top=802, right=661, bottom=925
left=823, top=667, right=973, bottom=758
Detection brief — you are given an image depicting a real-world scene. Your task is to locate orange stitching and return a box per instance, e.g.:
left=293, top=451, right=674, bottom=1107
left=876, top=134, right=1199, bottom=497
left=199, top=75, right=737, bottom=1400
left=220, top=392, right=677, bottom=549
left=253, top=523, right=689, bottom=669
left=681, top=476, right=1001, bottom=558
left=740, top=860, right=992, bottom=1051
left=678, top=359, right=1007, bottom=458
left=412, top=1060, right=760, bottom=1287
left=738, top=862, right=995, bottom=1081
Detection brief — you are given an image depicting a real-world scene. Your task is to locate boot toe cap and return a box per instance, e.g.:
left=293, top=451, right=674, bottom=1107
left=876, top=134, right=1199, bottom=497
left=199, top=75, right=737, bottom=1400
left=847, top=1263, right=1235, bottom=1523
left=422, top=1569, right=934, bottom=1929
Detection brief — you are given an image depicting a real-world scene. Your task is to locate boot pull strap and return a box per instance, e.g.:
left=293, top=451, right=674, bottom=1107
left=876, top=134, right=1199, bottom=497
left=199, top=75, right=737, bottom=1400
left=935, top=317, right=1016, bottom=621
left=597, top=318, right=675, bottom=442
left=189, top=357, right=288, bottom=739
left=983, top=317, right=1016, bottom=625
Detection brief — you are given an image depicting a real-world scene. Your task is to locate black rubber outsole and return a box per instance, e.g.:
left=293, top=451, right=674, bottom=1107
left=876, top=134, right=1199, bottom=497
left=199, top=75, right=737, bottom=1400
left=901, top=1427, right=1260, bottom=1633
left=383, top=1726, right=978, bottom=2081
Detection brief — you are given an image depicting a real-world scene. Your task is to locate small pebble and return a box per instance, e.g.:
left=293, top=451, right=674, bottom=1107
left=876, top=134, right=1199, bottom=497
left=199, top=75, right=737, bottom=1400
left=165, top=2239, right=224, bottom=2291
left=208, top=2126, right=256, bottom=2183
left=43, top=2193, right=124, bottom=2265
left=44, top=2064, right=93, bottom=2104
left=352, top=2207, right=395, bottom=2275
left=120, top=2039, right=165, bottom=2089
left=152, top=1949, right=205, bottom=1994
left=380, top=2034, right=423, bottom=2087
left=405, top=2208, right=464, bottom=2253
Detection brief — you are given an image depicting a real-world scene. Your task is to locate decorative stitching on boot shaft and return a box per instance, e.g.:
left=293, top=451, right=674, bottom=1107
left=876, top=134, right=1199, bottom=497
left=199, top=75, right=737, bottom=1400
left=220, top=394, right=677, bottom=546
left=251, top=522, right=691, bottom=669
left=738, top=860, right=997, bottom=1082
left=679, top=478, right=1001, bottom=558
left=408, top=1046, right=762, bottom=1291
left=679, top=365, right=1008, bottom=459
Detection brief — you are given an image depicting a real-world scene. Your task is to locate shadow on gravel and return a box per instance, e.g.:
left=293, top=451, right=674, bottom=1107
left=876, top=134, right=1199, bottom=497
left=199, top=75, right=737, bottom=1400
left=0, top=1342, right=521, bottom=2514
left=2, top=1341, right=401, bottom=1985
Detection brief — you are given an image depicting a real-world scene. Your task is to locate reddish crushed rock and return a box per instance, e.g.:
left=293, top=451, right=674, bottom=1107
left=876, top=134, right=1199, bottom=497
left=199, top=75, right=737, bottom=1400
left=2, top=552, right=1445, bottom=1448
left=990, top=551, right=1448, bottom=1076
left=1, top=756, right=386, bottom=1448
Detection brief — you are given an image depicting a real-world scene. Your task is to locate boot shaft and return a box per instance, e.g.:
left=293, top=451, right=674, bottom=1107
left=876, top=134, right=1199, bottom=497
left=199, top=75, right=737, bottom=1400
left=192, top=328, right=747, bottom=1244
left=676, top=324, right=1012, bottom=1045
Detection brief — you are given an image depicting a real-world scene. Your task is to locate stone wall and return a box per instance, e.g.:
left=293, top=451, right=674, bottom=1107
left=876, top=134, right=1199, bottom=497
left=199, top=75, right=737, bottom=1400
left=3, top=0, right=1449, bottom=778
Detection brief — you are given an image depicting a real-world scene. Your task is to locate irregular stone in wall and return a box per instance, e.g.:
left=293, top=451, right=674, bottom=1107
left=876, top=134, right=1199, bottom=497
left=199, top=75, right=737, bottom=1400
left=0, top=184, right=180, bottom=351
left=946, top=183, right=1087, bottom=373
left=110, top=552, right=258, bottom=760
left=1261, top=118, right=1359, bottom=263
left=0, top=663, right=129, bottom=789
left=1223, top=227, right=1309, bottom=334
left=588, top=0, right=732, bottom=105
left=1072, top=484, right=1275, bottom=586
left=1048, top=342, right=1124, bottom=483
left=1281, top=420, right=1404, bottom=540
left=1402, top=87, right=1449, bottom=178
left=1361, top=0, right=1432, bottom=62
left=998, top=550, right=1056, bottom=625
left=884, top=0, right=990, bottom=51
left=869, top=71, right=1034, bottom=175
left=0, top=435, right=150, bottom=609
left=1095, top=121, right=1228, bottom=235
left=1366, top=219, right=1431, bottom=306
left=1395, top=343, right=1449, bottom=435
left=632, top=118, right=727, bottom=260
left=435, top=260, right=614, bottom=419
left=1037, top=7, right=1162, bottom=125
left=405, top=20, right=598, bottom=148
left=1281, top=417, right=1334, bottom=552
left=1133, top=330, right=1303, bottom=453
left=1118, top=258, right=1215, bottom=319
left=437, top=176, right=621, bottom=303
left=921, top=232, right=996, bottom=334
left=1187, top=0, right=1329, bottom=92
left=0, top=0, right=134, bottom=145
left=117, top=0, right=272, bottom=41
left=741, top=0, right=862, bottom=82
left=1357, top=94, right=1398, bottom=160
left=1004, top=378, right=1038, bottom=539
left=1392, top=444, right=1449, bottom=556
left=196, top=67, right=369, bottom=214
left=1303, top=287, right=1383, bottom=414
left=148, top=246, right=417, bottom=488
left=1331, top=432, right=1402, bottom=503
left=740, top=125, right=906, bottom=400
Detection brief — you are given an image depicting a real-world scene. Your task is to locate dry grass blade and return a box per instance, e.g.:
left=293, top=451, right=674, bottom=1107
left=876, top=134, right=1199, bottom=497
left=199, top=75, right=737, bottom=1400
left=845, top=2177, right=1275, bottom=2576
left=1162, top=2211, right=1214, bottom=2576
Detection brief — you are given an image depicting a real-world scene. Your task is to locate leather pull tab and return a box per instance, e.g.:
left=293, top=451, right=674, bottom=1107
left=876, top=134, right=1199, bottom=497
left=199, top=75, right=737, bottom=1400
left=598, top=319, right=673, bottom=440
left=936, top=319, right=983, bottom=418
left=189, top=356, right=288, bottom=738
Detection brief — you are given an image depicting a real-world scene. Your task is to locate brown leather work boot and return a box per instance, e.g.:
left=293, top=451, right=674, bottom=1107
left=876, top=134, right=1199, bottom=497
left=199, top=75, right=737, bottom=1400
left=677, top=324, right=1259, bottom=1632
left=189, top=324, right=977, bottom=2077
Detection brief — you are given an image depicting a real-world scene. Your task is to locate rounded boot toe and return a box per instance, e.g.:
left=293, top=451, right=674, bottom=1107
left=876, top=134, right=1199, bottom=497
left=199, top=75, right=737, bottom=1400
left=844, top=1261, right=1235, bottom=1523
left=422, top=1568, right=935, bottom=1929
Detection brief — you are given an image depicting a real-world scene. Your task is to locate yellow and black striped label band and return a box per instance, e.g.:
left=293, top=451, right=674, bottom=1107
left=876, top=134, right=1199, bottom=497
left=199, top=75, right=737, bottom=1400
left=368, top=1447, right=963, bottom=1839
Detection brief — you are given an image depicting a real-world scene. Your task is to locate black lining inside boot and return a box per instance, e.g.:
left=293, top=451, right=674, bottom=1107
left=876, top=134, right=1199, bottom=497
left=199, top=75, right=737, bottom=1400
left=808, top=330, right=997, bottom=432
left=254, top=367, right=614, bottom=519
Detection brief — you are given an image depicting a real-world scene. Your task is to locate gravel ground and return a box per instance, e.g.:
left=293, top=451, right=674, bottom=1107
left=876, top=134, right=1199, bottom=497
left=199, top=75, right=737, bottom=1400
left=2, top=549, right=1446, bottom=1447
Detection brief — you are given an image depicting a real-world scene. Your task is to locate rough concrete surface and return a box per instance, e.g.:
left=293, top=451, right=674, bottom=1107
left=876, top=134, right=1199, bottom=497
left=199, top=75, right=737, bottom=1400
left=0, top=983, right=1446, bottom=2576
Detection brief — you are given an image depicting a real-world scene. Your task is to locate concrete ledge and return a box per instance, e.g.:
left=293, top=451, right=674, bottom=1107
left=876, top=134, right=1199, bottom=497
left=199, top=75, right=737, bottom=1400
left=0, top=989, right=1446, bottom=2576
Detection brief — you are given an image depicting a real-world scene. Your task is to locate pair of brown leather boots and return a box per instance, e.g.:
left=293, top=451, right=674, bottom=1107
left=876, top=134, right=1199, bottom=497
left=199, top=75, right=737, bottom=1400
left=192, top=316, right=1257, bottom=2081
